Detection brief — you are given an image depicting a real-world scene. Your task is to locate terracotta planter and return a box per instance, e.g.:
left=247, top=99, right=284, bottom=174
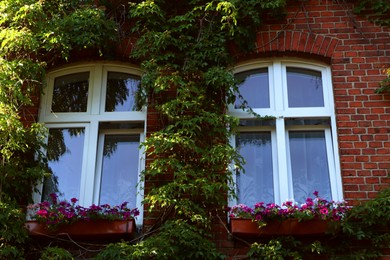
left=230, top=218, right=290, bottom=238
left=230, top=218, right=329, bottom=238
left=289, top=219, right=329, bottom=235
left=25, top=219, right=135, bottom=239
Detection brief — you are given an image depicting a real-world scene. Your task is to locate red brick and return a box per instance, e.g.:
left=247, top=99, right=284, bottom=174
left=365, top=177, right=380, bottom=184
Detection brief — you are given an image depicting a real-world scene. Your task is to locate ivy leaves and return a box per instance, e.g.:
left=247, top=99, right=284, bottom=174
left=129, top=0, right=286, bottom=230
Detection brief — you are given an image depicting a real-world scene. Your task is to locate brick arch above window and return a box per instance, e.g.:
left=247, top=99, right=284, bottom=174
left=255, top=31, right=340, bottom=58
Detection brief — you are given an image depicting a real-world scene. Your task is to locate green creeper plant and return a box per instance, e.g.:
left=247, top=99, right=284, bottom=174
left=0, top=0, right=118, bottom=258
left=354, top=0, right=390, bottom=27
left=129, top=0, right=286, bottom=229
left=96, top=220, right=224, bottom=260
left=40, top=246, right=73, bottom=260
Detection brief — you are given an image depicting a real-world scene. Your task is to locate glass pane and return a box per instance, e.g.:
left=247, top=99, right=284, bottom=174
left=43, top=128, right=85, bottom=201
left=235, top=69, right=269, bottom=109
left=99, top=135, right=140, bottom=208
left=287, top=68, right=324, bottom=107
left=105, top=72, right=140, bottom=112
left=52, top=72, right=89, bottom=112
left=289, top=131, right=331, bottom=203
left=236, top=132, right=273, bottom=206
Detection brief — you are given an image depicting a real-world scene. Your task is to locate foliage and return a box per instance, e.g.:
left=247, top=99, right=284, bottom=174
left=354, top=0, right=390, bottom=27
left=96, top=220, right=224, bottom=260
left=0, top=0, right=118, bottom=203
left=229, top=192, right=350, bottom=225
left=0, top=198, right=28, bottom=259
left=28, top=193, right=139, bottom=230
left=247, top=236, right=324, bottom=260
left=40, top=246, right=73, bottom=260
left=375, top=68, right=390, bottom=94
left=0, top=1, right=119, bottom=258
left=129, top=0, right=287, bottom=232
left=337, top=187, right=390, bottom=258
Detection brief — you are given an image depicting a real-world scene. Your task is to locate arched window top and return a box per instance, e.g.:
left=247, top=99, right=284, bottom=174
left=230, top=59, right=334, bottom=119
left=41, top=63, right=145, bottom=123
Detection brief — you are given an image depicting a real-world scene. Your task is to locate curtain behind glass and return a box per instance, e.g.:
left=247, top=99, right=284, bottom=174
left=289, top=131, right=331, bottom=203
left=236, top=132, right=274, bottom=206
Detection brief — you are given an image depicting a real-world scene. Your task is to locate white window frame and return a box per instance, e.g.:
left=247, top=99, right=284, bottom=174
left=35, top=63, right=146, bottom=225
left=229, top=59, right=342, bottom=206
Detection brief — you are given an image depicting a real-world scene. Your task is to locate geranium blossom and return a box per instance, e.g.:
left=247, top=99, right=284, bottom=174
left=28, top=193, right=139, bottom=230
left=229, top=192, right=350, bottom=224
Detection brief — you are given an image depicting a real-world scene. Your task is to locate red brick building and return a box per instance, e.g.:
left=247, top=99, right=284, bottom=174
left=25, top=0, right=389, bottom=258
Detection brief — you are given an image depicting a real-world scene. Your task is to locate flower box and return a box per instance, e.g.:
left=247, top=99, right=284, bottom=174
left=288, top=219, right=329, bottom=235
left=230, top=218, right=329, bottom=238
left=230, top=218, right=290, bottom=238
left=25, top=219, right=135, bottom=239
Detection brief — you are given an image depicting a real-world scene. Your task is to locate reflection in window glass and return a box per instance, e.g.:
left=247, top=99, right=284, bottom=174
left=105, top=72, right=140, bottom=112
left=235, top=69, right=269, bottom=109
left=43, top=128, right=85, bottom=201
left=99, top=135, right=139, bottom=208
left=52, top=72, right=89, bottom=112
left=236, top=132, right=273, bottom=206
left=289, top=131, right=331, bottom=203
left=287, top=68, right=324, bottom=108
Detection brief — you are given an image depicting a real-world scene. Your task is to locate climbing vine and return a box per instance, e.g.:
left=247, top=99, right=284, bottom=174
left=0, top=0, right=288, bottom=258
left=0, top=0, right=388, bottom=259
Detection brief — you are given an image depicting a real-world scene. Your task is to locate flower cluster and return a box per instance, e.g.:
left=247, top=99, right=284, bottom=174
left=229, top=192, right=350, bottom=224
left=28, top=193, right=139, bottom=229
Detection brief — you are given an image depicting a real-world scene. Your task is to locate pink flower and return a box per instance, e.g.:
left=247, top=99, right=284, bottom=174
left=37, top=209, right=48, bottom=217
left=320, top=208, right=329, bottom=215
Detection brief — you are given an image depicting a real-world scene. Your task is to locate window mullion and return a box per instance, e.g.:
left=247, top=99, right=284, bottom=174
left=275, top=118, right=289, bottom=204
left=91, top=64, right=103, bottom=115
left=325, top=128, right=343, bottom=201
left=80, top=120, right=99, bottom=206
left=136, top=133, right=146, bottom=226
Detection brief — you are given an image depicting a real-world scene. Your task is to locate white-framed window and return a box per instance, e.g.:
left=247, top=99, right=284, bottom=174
left=36, top=63, right=145, bottom=224
left=229, top=59, right=342, bottom=206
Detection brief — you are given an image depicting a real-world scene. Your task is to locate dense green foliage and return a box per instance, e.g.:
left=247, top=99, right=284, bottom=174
left=0, top=0, right=388, bottom=258
left=355, top=0, right=390, bottom=27
left=96, top=220, right=223, bottom=260
left=0, top=0, right=288, bottom=258
left=0, top=199, right=28, bottom=259
left=0, top=0, right=118, bottom=258
left=129, top=0, right=286, bottom=229
left=0, top=0, right=117, bottom=202
left=40, top=246, right=73, bottom=260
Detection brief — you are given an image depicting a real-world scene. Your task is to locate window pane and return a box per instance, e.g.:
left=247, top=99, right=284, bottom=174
left=52, top=72, right=89, bottom=112
left=289, top=131, right=331, bottom=203
left=99, top=135, right=139, bottom=208
left=105, top=72, right=140, bottom=112
left=236, top=132, right=273, bottom=206
left=43, top=128, right=85, bottom=201
left=287, top=68, right=324, bottom=107
left=235, top=69, right=269, bottom=109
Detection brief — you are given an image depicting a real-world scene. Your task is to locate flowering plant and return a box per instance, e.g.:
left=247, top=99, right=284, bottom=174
left=28, top=193, right=139, bottom=230
left=229, top=192, right=350, bottom=225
